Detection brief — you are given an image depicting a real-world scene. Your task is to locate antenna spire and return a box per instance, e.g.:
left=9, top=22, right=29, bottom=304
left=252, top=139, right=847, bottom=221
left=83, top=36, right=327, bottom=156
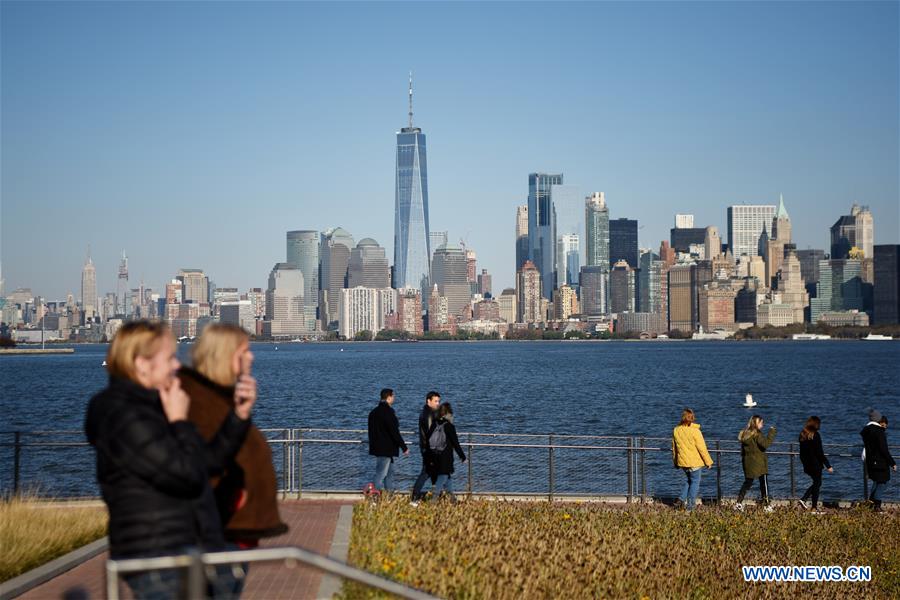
left=408, top=71, right=413, bottom=128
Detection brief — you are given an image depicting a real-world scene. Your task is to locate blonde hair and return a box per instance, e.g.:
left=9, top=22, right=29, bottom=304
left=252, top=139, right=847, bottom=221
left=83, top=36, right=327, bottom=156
left=739, top=415, right=764, bottom=442
left=191, top=324, right=249, bottom=386
left=106, top=321, right=172, bottom=383
left=679, top=409, right=695, bottom=426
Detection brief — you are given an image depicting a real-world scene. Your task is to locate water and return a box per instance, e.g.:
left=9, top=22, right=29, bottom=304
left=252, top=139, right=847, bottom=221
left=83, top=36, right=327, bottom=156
left=2, top=340, right=899, bottom=502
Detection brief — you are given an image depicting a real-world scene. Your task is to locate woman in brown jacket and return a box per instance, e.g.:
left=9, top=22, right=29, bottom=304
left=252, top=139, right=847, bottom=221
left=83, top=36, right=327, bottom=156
left=180, top=324, right=288, bottom=548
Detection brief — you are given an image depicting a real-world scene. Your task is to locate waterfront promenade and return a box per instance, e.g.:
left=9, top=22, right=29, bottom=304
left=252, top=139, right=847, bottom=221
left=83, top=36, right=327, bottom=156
left=16, top=500, right=352, bottom=600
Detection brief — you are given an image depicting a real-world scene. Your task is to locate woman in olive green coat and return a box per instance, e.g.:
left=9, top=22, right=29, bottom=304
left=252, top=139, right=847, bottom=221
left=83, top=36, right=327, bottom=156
left=735, top=415, right=777, bottom=512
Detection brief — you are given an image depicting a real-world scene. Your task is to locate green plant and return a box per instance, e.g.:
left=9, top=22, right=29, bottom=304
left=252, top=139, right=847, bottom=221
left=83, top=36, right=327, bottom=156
left=343, top=498, right=899, bottom=599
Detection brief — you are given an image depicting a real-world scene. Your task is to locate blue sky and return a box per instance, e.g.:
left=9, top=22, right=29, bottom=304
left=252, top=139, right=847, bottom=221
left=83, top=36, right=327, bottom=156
left=2, top=1, right=898, bottom=299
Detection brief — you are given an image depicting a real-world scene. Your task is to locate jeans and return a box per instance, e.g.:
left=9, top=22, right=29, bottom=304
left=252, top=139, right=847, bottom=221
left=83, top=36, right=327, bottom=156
left=373, top=456, right=395, bottom=491
left=680, top=467, right=702, bottom=511
left=412, top=459, right=432, bottom=500
left=870, top=481, right=887, bottom=504
left=432, top=474, right=453, bottom=498
left=737, top=475, right=769, bottom=504
left=124, top=569, right=181, bottom=600
left=802, top=471, right=823, bottom=508
left=123, top=552, right=243, bottom=599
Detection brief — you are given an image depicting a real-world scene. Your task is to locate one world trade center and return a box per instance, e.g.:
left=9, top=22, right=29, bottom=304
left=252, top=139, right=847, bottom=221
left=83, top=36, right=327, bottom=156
left=393, top=73, right=431, bottom=294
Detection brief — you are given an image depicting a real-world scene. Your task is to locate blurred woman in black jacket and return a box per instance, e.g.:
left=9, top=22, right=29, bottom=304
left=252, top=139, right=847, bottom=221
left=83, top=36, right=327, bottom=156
left=797, top=416, right=832, bottom=511
left=85, top=322, right=254, bottom=598
left=425, top=403, right=467, bottom=501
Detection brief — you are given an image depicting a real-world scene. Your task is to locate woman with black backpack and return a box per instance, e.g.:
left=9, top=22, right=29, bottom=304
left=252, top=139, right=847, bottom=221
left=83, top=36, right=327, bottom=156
left=425, top=403, right=467, bottom=502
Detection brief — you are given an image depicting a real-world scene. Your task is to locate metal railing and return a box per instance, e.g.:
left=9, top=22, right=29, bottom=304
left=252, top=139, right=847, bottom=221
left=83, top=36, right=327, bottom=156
left=106, top=545, right=438, bottom=600
left=2, top=428, right=898, bottom=503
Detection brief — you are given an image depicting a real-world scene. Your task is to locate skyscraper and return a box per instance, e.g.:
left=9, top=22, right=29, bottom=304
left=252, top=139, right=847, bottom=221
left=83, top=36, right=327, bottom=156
left=517, top=260, right=543, bottom=324
left=674, top=214, right=695, bottom=229
left=116, top=251, right=129, bottom=317
left=609, top=260, right=636, bottom=314
left=178, top=269, right=209, bottom=304
left=585, top=192, right=609, bottom=269
left=431, top=245, right=470, bottom=319
left=528, top=172, right=563, bottom=300
left=776, top=251, right=808, bottom=323
left=556, top=234, right=580, bottom=287
left=609, top=218, right=639, bottom=269
left=286, top=230, right=319, bottom=332
left=515, top=205, right=529, bottom=272
left=429, top=231, right=448, bottom=266
left=874, top=245, right=900, bottom=325
left=728, top=204, right=776, bottom=258
left=348, top=238, right=391, bottom=289
left=320, top=227, right=355, bottom=327
left=667, top=264, right=695, bottom=332
left=394, top=74, right=431, bottom=293
left=810, top=259, right=865, bottom=322
left=263, top=263, right=307, bottom=337
left=552, top=183, right=583, bottom=266
left=704, top=227, right=722, bottom=261
left=639, top=250, right=667, bottom=315
left=81, top=250, right=97, bottom=322
left=831, top=204, right=874, bottom=259
left=477, top=269, right=492, bottom=297
left=579, top=266, right=608, bottom=316
left=339, top=287, right=394, bottom=340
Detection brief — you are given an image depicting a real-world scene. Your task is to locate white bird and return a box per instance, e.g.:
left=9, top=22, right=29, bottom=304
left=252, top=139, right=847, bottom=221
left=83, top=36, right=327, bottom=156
left=743, top=393, right=757, bottom=408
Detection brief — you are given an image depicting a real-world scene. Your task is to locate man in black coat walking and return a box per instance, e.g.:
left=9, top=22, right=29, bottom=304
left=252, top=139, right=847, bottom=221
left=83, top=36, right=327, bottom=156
left=368, top=388, right=408, bottom=492
left=411, top=391, right=441, bottom=503
left=862, top=408, right=896, bottom=511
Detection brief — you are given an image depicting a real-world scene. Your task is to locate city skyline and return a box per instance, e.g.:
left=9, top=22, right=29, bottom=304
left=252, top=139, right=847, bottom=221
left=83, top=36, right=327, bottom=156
left=2, top=1, right=898, bottom=299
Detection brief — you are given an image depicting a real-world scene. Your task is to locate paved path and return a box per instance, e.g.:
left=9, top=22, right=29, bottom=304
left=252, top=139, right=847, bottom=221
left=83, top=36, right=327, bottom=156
left=17, top=500, right=354, bottom=600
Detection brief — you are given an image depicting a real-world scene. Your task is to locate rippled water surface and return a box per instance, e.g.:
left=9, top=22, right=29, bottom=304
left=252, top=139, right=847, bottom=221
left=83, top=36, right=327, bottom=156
left=3, top=340, right=899, bottom=501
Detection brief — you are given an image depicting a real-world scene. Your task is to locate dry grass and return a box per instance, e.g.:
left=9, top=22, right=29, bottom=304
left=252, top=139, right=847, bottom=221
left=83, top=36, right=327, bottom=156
left=0, top=495, right=108, bottom=582
left=345, top=498, right=900, bottom=599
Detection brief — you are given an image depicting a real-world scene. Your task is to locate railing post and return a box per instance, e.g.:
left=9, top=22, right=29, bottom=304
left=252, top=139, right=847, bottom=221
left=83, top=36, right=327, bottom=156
left=13, top=432, right=21, bottom=496
left=640, top=436, right=646, bottom=503
left=281, top=428, right=289, bottom=496
left=466, top=434, right=473, bottom=496
left=297, top=429, right=303, bottom=498
left=789, top=443, right=796, bottom=499
left=715, top=441, right=722, bottom=503
left=548, top=435, right=554, bottom=502
left=863, top=461, right=869, bottom=502
left=626, top=438, right=633, bottom=503
left=186, top=549, right=205, bottom=600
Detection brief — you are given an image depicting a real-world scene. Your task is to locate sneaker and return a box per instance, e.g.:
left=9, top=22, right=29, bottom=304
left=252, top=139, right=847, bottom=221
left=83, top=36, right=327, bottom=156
left=764, top=505, right=775, bottom=513
left=733, top=503, right=744, bottom=512
left=797, top=499, right=810, bottom=510
left=409, top=501, right=420, bottom=508
left=811, top=510, right=826, bottom=515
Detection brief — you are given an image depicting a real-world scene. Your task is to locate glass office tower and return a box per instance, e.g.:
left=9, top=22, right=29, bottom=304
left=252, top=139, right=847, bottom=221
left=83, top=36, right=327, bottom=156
left=528, top=172, right=563, bottom=300
left=393, top=76, right=431, bottom=294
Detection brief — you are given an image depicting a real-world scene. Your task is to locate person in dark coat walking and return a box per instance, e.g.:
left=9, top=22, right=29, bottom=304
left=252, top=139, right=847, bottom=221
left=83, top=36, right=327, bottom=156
left=181, top=324, right=288, bottom=547
left=797, top=416, right=832, bottom=511
left=424, top=403, right=467, bottom=501
left=367, top=388, right=408, bottom=492
left=861, top=409, right=896, bottom=511
left=735, top=415, right=777, bottom=512
left=411, top=391, right=441, bottom=503
left=85, top=321, right=253, bottom=599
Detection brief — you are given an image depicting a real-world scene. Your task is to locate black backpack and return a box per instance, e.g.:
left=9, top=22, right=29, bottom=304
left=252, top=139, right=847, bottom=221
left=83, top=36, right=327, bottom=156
left=428, top=421, right=447, bottom=452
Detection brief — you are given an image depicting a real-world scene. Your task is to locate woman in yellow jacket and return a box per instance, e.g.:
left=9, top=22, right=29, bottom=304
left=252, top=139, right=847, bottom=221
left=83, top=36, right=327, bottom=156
left=672, top=409, right=714, bottom=511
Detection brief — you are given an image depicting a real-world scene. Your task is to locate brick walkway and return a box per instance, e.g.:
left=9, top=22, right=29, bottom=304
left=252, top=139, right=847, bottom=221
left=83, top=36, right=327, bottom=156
left=18, top=500, right=354, bottom=600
